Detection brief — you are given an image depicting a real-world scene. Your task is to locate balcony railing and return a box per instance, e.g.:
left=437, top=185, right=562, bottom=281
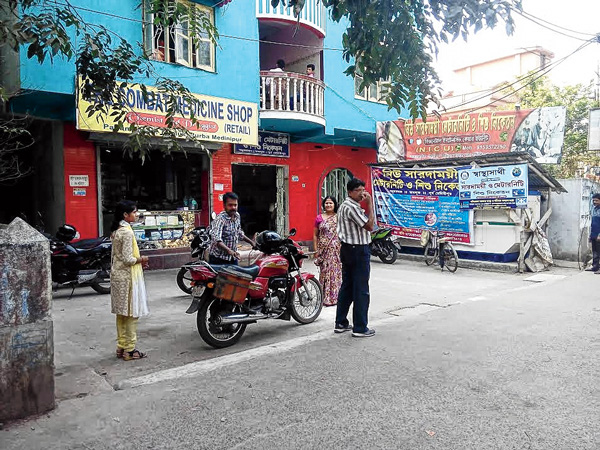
left=260, top=71, right=325, bottom=122
left=256, top=0, right=326, bottom=37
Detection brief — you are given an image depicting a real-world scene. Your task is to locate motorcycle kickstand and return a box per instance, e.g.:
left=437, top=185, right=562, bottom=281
left=68, top=286, right=76, bottom=300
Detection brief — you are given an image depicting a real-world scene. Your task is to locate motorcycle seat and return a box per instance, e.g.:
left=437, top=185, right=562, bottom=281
left=72, top=238, right=110, bottom=253
left=212, top=264, right=260, bottom=279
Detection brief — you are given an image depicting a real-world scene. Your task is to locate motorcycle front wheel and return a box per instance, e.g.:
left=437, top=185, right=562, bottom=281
left=197, top=297, right=247, bottom=348
left=290, top=278, right=323, bottom=324
left=176, top=262, right=196, bottom=294
left=90, top=257, right=111, bottom=294
left=378, top=241, right=398, bottom=264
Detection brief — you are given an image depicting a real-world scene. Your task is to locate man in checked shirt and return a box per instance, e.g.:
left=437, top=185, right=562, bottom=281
left=208, top=192, right=256, bottom=265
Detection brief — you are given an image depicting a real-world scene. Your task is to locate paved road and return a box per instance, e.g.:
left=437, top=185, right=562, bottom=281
left=49, top=258, right=548, bottom=396
left=2, top=260, right=598, bottom=449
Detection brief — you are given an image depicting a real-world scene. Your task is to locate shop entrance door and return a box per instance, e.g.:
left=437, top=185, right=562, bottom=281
left=232, top=164, right=287, bottom=237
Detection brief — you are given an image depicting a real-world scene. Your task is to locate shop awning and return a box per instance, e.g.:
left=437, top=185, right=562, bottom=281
left=369, top=152, right=567, bottom=193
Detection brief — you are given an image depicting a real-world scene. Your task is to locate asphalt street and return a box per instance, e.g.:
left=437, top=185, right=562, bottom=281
left=2, top=259, right=599, bottom=449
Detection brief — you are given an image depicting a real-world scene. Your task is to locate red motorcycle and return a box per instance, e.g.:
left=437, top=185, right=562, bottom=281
left=185, top=229, right=323, bottom=348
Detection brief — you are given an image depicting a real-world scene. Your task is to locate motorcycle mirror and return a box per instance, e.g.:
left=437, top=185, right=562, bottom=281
left=211, top=212, right=217, bottom=220
left=288, top=228, right=297, bottom=237
left=74, top=231, right=81, bottom=240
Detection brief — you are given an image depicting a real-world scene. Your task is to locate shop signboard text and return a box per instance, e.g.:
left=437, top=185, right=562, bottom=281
left=233, top=131, right=289, bottom=158
left=371, top=166, right=472, bottom=244
left=76, top=78, right=259, bottom=146
left=458, top=164, right=529, bottom=209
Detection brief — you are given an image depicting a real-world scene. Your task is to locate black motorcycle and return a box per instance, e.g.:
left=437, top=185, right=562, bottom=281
left=176, top=226, right=210, bottom=294
left=370, top=227, right=399, bottom=264
left=49, top=224, right=112, bottom=294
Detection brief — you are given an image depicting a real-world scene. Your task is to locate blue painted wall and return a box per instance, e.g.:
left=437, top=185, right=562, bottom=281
left=19, top=0, right=259, bottom=103
left=322, top=18, right=407, bottom=136
left=18, top=1, right=405, bottom=135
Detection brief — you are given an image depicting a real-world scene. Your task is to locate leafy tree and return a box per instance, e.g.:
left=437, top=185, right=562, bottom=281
left=508, top=76, right=600, bottom=178
left=274, top=0, right=521, bottom=118
left=0, top=0, right=218, bottom=181
left=0, top=0, right=521, bottom=181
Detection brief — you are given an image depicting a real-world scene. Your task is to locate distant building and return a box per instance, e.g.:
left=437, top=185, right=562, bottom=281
left=438, top=47, right=554, bottom=114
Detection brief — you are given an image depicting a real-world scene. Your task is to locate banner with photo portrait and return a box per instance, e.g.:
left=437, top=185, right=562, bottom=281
left=371, top=166, right=473, bottom=244
left=376, top=107, right=566, bottom=164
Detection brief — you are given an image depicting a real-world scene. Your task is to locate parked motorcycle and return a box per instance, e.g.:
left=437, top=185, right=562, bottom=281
left=176, top=226, right=211, bottom=294
left=370, top=227, right=399, bottom=264
left=185, top=229, right=323, bottom=348
left=49, top=224, right=112, bottom=294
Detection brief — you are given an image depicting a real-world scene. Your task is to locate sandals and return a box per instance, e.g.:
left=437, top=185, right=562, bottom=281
left=116, top=348, right=124, bottom=359
left=122, top=349, right=147, bottom=361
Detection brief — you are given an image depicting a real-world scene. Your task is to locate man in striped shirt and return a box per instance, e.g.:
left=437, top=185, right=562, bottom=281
left=335, top=178, right=376, bottom=337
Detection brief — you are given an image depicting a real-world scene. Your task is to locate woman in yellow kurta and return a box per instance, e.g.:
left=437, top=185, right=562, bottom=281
left=110, top=200, right=149, bottom=361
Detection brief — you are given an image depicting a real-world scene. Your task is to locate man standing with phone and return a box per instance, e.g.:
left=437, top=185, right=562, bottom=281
left=334, top=178, right=376, bottom=337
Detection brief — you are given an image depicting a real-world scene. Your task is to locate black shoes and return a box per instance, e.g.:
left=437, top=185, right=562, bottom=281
left=334, top=323, right=352, bottom=333
left=352, top=328, right=376, bottom=338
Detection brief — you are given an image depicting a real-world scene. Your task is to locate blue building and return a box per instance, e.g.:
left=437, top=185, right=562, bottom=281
left=2, top=0, right=403, bottom=263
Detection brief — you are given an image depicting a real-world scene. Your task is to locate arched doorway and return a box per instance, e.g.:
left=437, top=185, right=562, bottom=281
left=321, top=168, right=353, bottom=204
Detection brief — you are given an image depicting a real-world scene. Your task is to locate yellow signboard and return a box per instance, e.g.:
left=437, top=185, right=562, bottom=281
left=76, top=78, right=258, bottom=146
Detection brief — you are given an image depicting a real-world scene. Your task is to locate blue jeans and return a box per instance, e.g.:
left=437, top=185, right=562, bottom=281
left=335, top=243, right=371, bottom=333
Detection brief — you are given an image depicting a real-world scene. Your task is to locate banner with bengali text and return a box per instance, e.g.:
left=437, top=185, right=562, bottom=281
left=458, top=164, right=529, bottom=209
left=371, top=166, right=473, bottom=244
left=376, top=106, right=566, bottom=164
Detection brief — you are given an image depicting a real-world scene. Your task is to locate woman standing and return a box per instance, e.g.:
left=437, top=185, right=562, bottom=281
left=313, top=196, right=342, bottom=307
left=110, top=200, right=149, bottom=361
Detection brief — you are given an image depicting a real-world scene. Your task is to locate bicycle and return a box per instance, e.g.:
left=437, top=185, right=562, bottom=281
left=422, top=230, right=459, bottom=272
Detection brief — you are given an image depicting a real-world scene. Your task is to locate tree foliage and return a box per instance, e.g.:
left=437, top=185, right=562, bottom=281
left=274, top=0, right=521, bottom=118
left=509, top=76, right=600, bottom=178
left=0, top=0, right=218, bottom=179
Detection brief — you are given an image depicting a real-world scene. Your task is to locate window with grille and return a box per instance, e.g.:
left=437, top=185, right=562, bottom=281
left=355, top=74, right=390, bottom=104
left=143, top=0, right=215, bottom=72
left=321, top=168, right=353, bottom=205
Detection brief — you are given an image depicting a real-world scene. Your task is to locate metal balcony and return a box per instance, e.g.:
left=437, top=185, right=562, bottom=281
left=259, top=71, right=325, bottom=132
left=256, top=0, right=326, bottom=37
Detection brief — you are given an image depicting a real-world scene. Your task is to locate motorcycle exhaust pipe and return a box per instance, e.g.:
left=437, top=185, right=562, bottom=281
left=215, top=313, right=268, bottom=325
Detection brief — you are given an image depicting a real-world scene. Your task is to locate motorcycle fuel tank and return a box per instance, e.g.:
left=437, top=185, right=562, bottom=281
left=257, top=254, right=289, bottom=277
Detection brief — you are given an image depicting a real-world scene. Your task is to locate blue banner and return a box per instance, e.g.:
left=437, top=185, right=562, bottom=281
left=458, top=164, right=528, bottom=209
left=371, top=166, right=472, bottom=243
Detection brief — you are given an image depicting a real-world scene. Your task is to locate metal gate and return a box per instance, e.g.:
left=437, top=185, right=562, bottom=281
left=275, top=166, right=288, bottom=235
left=321, top=168, right=353, bottom=203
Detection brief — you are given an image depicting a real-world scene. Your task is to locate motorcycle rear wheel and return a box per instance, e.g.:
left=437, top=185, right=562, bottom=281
left=197, top=297, right=247, bottom=348
left=90, top=257, right=111, bottom=294
left=290, top=278, right=323, bottom=324
left=378, top=241, right=398, bottom=264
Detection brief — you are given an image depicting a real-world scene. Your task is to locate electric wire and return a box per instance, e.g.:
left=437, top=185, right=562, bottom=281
left=465, top=39, right=594, bottom=113
left=45, top=0, right=345, bottom=53
left=441, top=38, right=595, bottom=114
left=514, top=9, right=592, bottom=42
left=517, top=9, right=597, bottom=38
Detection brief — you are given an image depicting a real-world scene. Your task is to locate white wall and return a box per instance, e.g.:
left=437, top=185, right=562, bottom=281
left=547, top=178, right=600, bottom=262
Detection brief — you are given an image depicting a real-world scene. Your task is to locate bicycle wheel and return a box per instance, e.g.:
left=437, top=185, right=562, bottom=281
left=443, top=244, right=459, bottom=272
left=424, top=241, right=437, bottom=266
